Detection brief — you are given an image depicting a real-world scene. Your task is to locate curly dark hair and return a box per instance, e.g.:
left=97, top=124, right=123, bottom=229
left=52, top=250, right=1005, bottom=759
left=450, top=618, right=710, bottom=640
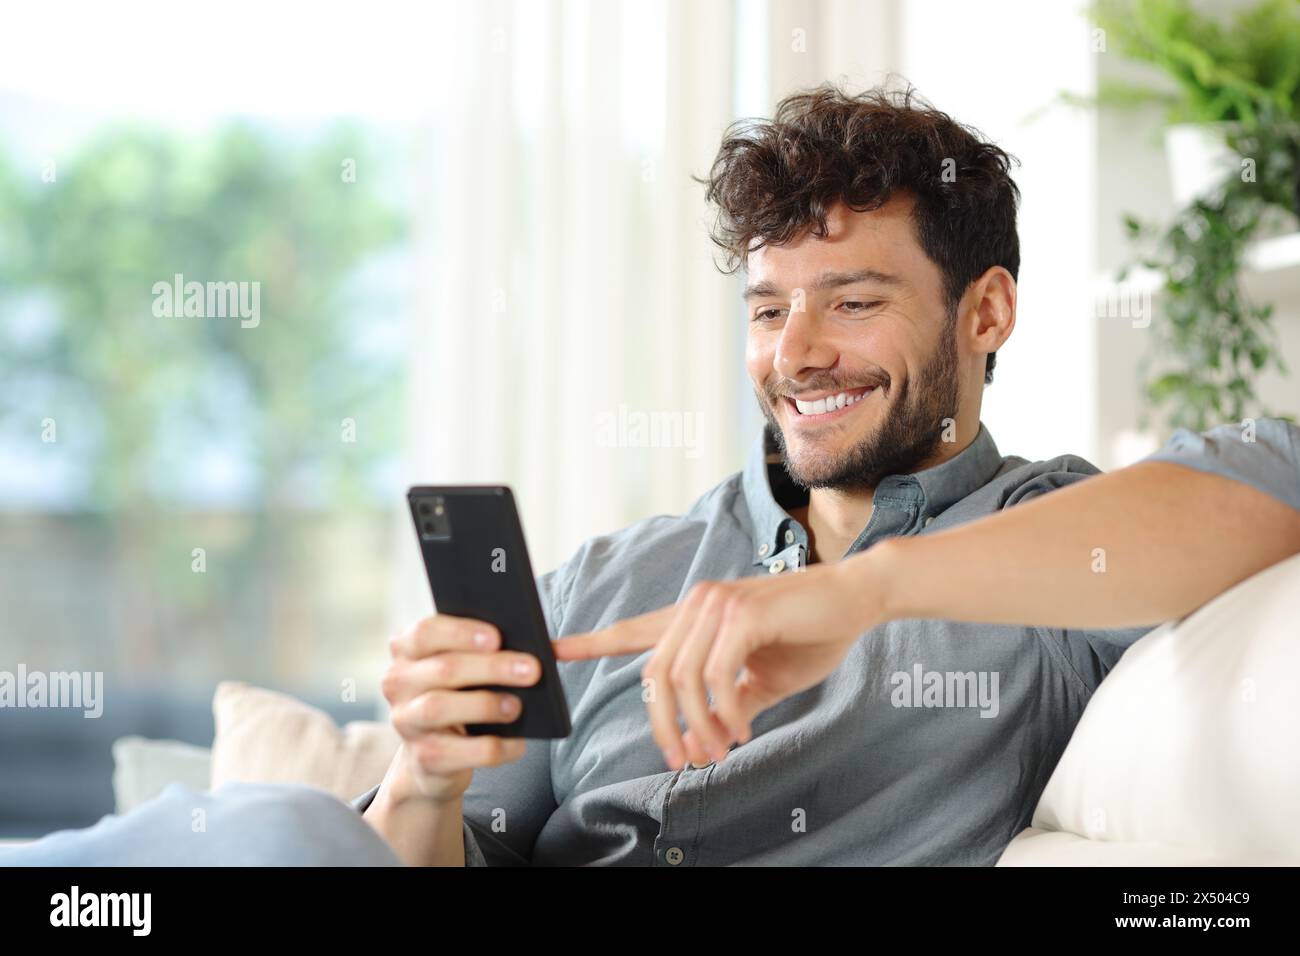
left=697, top=83, right=1020, bottom=384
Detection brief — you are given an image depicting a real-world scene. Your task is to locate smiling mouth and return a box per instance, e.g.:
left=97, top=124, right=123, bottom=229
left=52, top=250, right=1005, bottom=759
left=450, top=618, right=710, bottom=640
left=783, top=385, right=877, bottom=420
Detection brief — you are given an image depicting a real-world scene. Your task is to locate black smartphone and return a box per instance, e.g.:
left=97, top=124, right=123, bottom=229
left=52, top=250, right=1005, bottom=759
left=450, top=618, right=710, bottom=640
left=407, top=485, right=571, bottom=739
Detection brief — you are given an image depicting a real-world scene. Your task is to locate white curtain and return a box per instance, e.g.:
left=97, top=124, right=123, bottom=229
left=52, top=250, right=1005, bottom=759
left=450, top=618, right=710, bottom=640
left=395, top=0, right=753, bottom=626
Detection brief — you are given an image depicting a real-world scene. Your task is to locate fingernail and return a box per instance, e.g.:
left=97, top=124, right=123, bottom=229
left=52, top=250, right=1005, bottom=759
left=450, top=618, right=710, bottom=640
left=500, top=696, right=518, bottom=715
left=473, top=631, right=492, bottom=648
left=512, top=660, right=534, bottom=677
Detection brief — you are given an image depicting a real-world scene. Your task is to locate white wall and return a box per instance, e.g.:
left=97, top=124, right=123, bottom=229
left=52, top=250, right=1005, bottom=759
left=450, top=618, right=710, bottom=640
left=897, top=0, right=1101, bottom=463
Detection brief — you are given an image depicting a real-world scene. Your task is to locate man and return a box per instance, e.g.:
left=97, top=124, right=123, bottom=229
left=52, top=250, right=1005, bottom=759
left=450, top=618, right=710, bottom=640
left=358, top=86, right=1300, bottom=866
left=7, top=85, right=1299, bottom=868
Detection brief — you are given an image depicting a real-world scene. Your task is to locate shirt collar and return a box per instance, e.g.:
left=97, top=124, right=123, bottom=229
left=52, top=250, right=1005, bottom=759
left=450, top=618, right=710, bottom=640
left=741, top=422, right=1005, bottom=565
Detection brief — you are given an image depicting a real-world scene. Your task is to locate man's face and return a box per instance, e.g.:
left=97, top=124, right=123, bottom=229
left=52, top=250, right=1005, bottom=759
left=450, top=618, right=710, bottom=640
left=744, top=195, right=960, bottom=491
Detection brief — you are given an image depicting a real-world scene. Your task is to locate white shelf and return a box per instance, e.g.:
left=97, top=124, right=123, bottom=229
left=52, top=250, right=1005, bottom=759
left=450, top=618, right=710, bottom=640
left=1247, top=231, right=1300, bottom=273
left=1095, top=231, right=1300, bottom=299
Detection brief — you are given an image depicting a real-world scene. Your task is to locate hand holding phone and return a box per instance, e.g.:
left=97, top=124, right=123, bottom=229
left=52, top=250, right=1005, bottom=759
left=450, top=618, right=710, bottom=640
left=379, top=611, right=543, bottom=805
left=376, top=486, right=572, bottom=806
left=406, top=486, right=571, bottom=739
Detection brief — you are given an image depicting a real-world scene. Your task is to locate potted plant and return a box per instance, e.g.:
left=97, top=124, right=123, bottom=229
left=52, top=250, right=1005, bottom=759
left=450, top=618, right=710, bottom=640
left=1088, top=0, right=1300, bottom=432
left=1093, top=0, right=1300, bottom=209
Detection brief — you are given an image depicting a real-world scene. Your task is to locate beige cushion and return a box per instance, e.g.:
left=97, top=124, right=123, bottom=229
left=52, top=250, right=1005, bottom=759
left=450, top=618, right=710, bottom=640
left=999, top=552, right=1300, bottom=865
left=210, top=681, right=400, bottom=801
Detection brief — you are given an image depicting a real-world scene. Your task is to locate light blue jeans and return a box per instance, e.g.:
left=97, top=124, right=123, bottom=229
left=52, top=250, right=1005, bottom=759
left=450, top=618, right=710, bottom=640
left=0, top=782, right=402, bottom=866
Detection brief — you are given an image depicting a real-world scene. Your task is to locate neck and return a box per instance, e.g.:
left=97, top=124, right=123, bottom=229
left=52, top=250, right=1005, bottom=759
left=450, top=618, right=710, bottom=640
left=798, top=486, right=876, bottom=563
left=798, top=419, right=981, bottom=563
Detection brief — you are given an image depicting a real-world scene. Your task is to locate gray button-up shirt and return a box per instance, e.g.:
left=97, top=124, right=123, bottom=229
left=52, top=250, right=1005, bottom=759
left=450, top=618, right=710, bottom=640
left=354, top=418, right=1300, bottom=865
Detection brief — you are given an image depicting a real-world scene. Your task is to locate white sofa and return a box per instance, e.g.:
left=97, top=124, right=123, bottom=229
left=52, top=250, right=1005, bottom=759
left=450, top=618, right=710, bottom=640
left=998, top=551, right=1300, bottom=865
left=15, top=556, right=1298, bottom=864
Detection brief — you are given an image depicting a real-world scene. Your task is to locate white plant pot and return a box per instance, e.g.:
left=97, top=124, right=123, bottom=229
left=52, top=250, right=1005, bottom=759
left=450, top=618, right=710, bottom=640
left=1164, top=122, right=1236, bottom=208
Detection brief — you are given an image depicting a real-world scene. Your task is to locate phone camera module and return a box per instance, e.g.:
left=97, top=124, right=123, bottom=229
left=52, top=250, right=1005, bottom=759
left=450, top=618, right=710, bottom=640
left=415, top=496, right=452, bottom=541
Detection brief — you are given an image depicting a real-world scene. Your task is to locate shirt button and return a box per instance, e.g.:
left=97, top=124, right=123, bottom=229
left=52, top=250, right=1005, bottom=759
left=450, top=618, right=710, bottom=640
left=784, top=529, right=795, bottom=544
left=923, top=516, right=934, bottom=527
left=758, top=542, right=770, bottom=557
left=689, top=759, right=714, bottom=769
left=768, top=559, right=785, bottom=574
left=665, top=846, right=685, bottom=865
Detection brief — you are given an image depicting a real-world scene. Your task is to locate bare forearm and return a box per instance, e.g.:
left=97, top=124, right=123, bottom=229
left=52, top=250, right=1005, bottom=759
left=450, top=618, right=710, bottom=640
left=363, top=785, right=467, bottom=867
left=869, top=462, right=1300, bottom=630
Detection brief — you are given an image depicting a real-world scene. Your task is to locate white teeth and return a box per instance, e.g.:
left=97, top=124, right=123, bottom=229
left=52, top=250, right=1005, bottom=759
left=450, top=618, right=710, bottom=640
left=793, top=388, right=872, bottom=415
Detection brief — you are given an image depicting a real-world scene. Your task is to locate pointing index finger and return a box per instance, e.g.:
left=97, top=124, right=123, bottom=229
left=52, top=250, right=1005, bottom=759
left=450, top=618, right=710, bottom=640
left=552, top=604, right=677, bottom=661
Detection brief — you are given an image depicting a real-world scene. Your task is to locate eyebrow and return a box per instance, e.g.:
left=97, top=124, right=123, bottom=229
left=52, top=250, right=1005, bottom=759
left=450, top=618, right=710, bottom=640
left=742, top=268, right=904, bottom=301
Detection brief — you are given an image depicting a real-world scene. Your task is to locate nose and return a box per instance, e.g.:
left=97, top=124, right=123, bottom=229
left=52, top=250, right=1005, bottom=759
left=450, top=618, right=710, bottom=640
left=774, top=311, right=837, bottom=381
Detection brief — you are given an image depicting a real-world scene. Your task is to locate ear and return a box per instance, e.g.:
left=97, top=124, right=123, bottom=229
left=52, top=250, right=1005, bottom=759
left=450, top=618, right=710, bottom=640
left=960, top=266, right=1016, bottom=364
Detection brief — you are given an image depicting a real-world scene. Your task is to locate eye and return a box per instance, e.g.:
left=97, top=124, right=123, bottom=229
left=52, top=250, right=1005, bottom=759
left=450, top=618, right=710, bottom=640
left=753, top=306, right=786, bottom=323
left=840, top=300, right=882, bottom=314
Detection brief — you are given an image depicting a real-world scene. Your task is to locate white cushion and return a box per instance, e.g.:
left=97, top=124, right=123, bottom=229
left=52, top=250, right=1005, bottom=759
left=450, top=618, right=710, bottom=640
left=111, top=736, right=213, bottom=813
left=998, top=826, right=1224, bottom=866
left=998, top=552, right=1300, bottom=865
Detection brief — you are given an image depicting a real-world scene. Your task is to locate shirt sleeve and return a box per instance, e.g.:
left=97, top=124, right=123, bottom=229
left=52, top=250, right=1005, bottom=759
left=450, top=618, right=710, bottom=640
left=1138, top=417, right=1300, bottom=514
left=346, top=564, right=571, bottom=866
